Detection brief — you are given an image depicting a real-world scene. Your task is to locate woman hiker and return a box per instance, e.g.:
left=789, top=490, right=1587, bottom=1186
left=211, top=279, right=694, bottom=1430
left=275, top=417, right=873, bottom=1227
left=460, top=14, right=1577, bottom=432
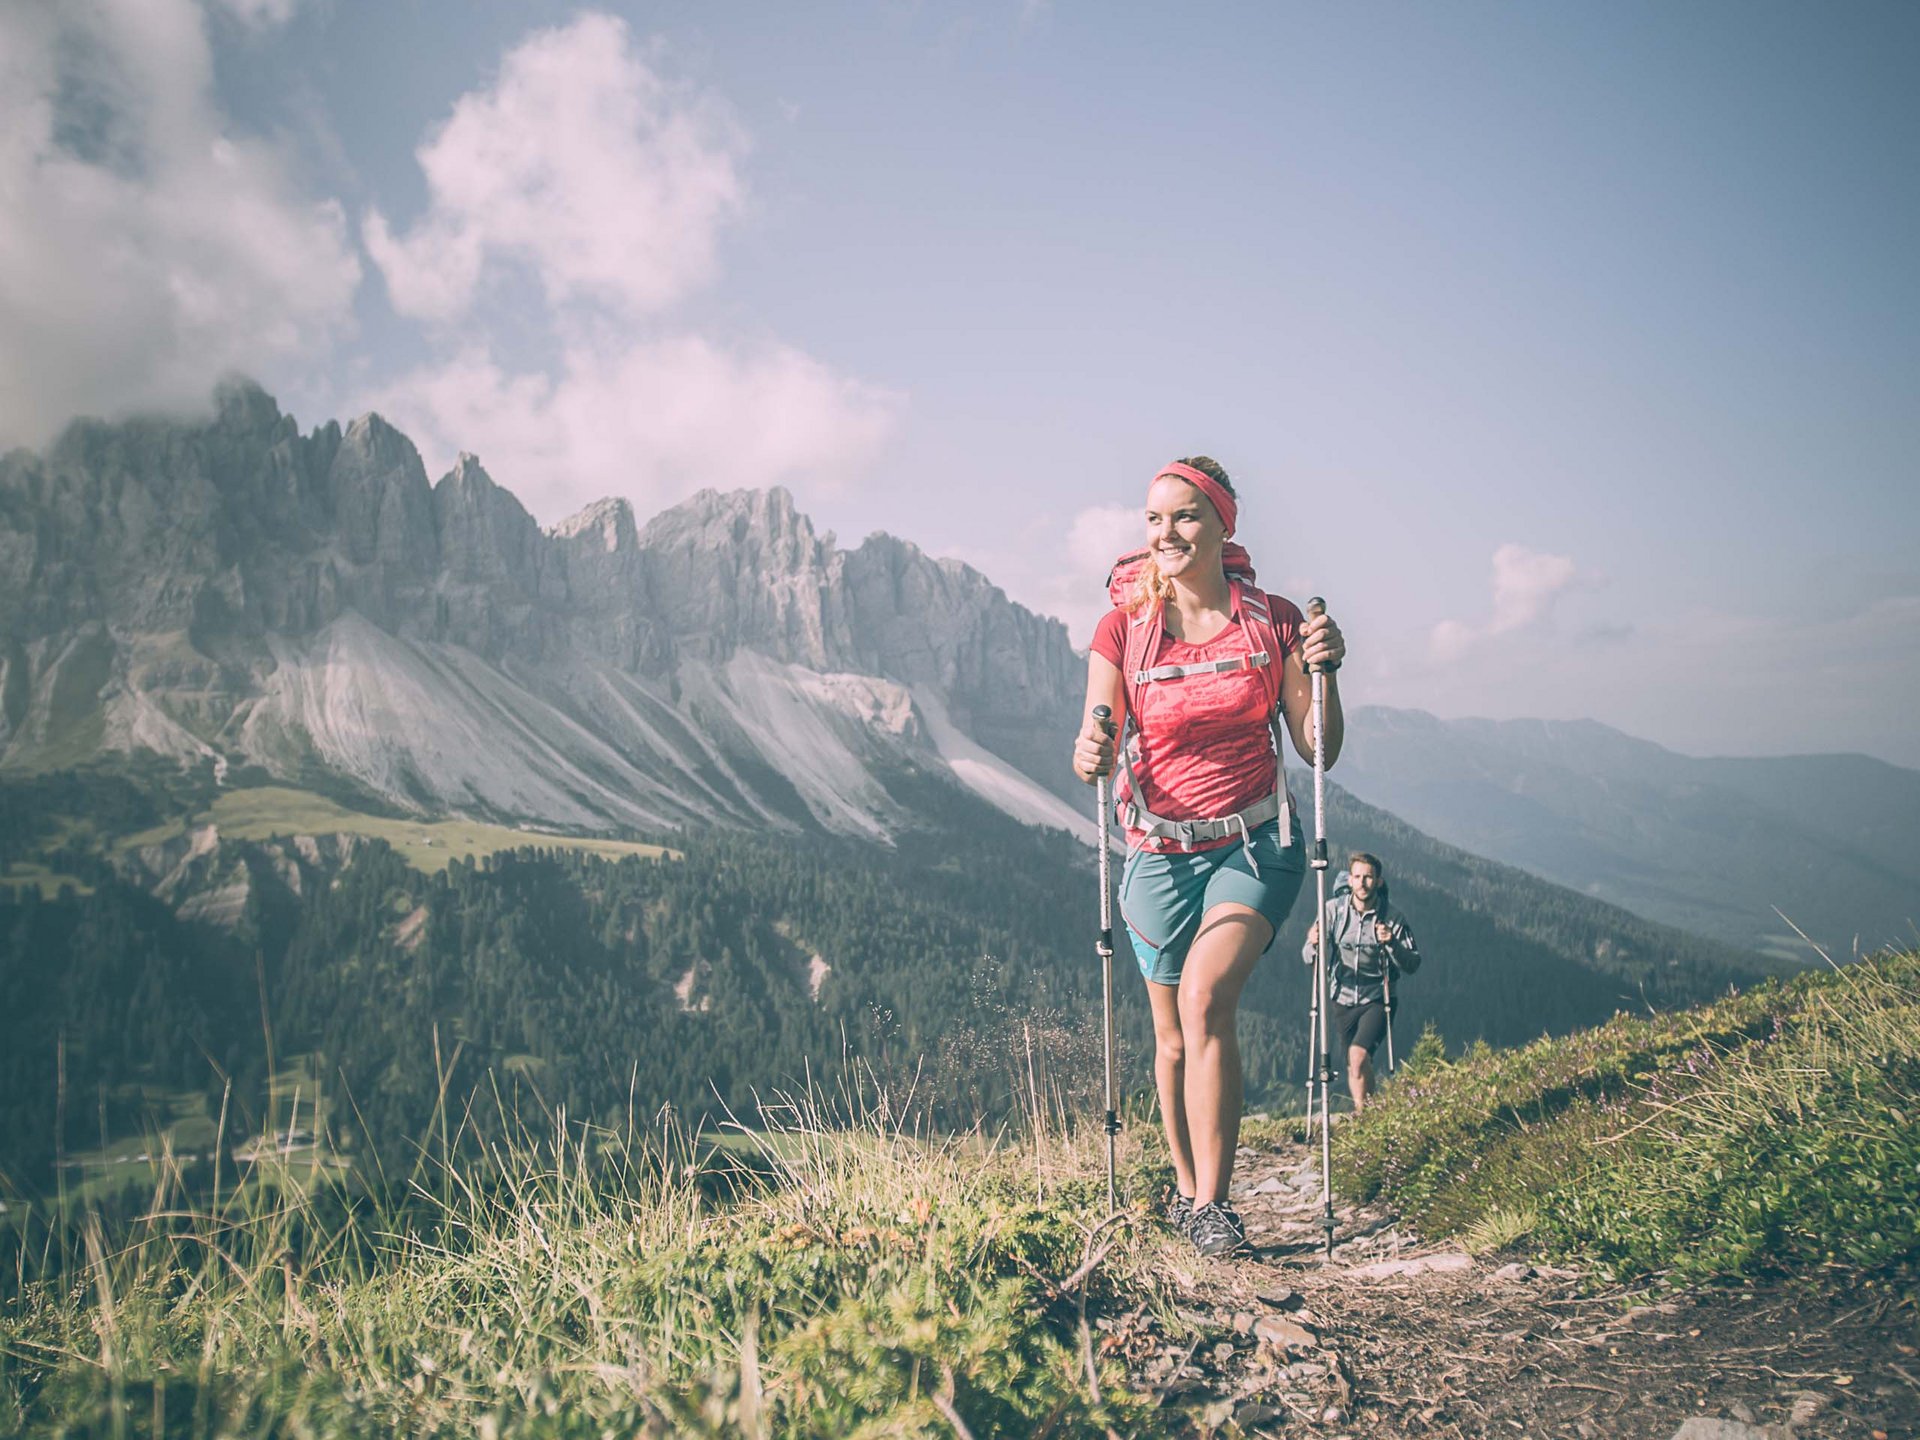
left=1071, top=456, right=1345, bottom=1256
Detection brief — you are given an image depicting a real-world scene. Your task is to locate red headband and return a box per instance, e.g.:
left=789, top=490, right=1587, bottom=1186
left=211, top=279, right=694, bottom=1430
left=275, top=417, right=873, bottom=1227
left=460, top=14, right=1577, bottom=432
left=1152, top=461, right=1237, bottom=537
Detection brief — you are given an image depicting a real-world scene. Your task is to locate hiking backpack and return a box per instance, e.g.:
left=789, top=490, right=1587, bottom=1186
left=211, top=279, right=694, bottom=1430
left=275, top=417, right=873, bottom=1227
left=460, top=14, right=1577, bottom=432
left=1103, top=542, right=1296, bottom=854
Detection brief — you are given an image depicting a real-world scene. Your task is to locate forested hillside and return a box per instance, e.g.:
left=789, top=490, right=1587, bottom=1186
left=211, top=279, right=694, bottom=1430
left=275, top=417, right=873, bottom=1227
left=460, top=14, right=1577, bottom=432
left=0, top=767, right=1763, bottom=1193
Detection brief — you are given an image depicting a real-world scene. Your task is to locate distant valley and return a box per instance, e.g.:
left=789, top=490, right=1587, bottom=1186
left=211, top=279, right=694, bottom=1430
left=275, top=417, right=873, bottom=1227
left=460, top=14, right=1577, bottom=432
left=1337, top=707, right=1920, bottom=960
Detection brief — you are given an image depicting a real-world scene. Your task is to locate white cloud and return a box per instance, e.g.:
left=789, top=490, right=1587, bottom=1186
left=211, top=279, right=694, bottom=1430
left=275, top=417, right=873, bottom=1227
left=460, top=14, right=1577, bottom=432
left=210, top=0, right=301, bottom=29
left=365, top=337, right=900, bottom=521
left=363, top=12, right=746, bottom=324
left=1430, top=543, right=1581, bottom=661
left=1067, top=504, right=1145, bottom=580
left=1490, top=543, right=1579, bottom=633
left=968, top=503, right=1142, bottom=648
left=0, top=0, right=360, bottom=449
left=357, top=11, right=899, bottom=521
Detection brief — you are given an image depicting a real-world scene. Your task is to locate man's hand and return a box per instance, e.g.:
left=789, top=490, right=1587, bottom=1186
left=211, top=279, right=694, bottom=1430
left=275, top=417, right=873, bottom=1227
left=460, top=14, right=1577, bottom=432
left=1305, top=921, right=1320, bottom=959
left=1374, top=921, right=1394, bottom=944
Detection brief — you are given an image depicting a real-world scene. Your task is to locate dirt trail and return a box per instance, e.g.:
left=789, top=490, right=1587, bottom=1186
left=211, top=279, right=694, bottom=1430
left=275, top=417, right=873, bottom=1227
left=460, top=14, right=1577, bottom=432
left=1105, top=1135, right=1919, bottom=1439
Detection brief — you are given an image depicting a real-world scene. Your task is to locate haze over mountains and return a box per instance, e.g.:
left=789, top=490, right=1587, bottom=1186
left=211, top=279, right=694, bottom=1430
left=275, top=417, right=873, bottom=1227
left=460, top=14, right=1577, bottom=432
left=1337, top=708, right=1920, bottom=959
left=0, top=382, right=1904, bottom=962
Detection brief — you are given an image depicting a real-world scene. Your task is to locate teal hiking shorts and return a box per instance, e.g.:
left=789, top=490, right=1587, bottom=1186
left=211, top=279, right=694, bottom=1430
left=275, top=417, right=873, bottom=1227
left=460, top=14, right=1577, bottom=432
left=1118, top=817, right=1305, bottom=987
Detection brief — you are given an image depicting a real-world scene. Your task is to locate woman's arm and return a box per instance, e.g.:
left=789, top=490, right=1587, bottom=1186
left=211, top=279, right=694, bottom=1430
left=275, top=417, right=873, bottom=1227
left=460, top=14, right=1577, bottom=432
left=1071, top=652, right=1127, bottom=783
left=1279, top=609, right=1346, bottom=767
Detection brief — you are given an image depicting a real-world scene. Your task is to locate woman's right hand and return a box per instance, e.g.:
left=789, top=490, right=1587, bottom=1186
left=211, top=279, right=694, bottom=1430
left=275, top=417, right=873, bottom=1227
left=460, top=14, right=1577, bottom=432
left=1072, top=711, right=1117, bottom=784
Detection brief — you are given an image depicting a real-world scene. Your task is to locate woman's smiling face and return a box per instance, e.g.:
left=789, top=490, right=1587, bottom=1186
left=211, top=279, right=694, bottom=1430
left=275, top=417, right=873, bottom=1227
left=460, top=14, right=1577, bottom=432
left=1144, top=475, right=1225, bottom=580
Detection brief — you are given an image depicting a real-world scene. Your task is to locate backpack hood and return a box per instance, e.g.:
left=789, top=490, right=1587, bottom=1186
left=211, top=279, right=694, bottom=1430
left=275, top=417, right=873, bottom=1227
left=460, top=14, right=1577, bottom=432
left=1106, top=541, right=1258, bottom=608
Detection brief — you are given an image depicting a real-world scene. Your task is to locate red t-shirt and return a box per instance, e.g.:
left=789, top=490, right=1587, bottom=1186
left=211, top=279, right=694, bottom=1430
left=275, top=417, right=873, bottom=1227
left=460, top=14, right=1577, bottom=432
left=1090, top=592, right=1303, bottom=851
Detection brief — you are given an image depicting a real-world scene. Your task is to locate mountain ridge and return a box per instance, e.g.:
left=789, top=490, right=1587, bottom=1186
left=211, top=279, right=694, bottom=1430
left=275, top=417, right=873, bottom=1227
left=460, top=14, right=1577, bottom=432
left=0, top=381, right=1085, bottom=840
left=1337, top=704, right=1920, bottom=956
left=4, top=381, right=1901, bottom=963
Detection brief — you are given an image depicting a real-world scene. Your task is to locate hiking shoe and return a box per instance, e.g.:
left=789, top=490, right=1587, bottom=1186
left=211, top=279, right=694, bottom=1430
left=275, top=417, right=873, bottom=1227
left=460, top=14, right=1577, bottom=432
left=1164, top=1191, right=1194, bottom=1234
left=1188, top=1202, right=1247, bottom=1257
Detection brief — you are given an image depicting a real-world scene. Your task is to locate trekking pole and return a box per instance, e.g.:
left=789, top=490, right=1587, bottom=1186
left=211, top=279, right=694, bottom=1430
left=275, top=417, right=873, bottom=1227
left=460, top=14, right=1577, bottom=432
left=1092, top=704, right=1121, bottom=1215
left=1306, top=597, right=1338, bottom=1259
left=1303, top=947, right=1320, bottom=1124
left=1383, top=960, right=1396, bottom=1074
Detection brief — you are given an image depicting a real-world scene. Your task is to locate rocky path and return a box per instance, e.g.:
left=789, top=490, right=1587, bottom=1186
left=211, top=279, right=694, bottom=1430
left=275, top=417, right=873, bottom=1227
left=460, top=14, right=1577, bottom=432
left=1104, top=1136, right=1919, bottom=1439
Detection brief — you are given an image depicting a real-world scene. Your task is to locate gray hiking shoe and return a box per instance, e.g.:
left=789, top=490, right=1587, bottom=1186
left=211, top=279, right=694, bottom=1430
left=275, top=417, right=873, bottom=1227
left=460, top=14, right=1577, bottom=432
left=1188, top=1202, right=1247, bottom=1257
left=1164, top=1191, right=1194, bottom=1234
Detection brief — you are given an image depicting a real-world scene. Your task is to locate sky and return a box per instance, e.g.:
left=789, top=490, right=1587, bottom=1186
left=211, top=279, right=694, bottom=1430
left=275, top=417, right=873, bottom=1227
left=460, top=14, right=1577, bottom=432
left=3, top=0, right=1917, bottom=766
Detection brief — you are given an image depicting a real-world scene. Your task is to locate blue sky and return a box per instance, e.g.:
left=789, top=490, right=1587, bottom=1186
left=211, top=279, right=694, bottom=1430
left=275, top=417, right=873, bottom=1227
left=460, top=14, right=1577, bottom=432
left=4, top=1, right=1916, bottom=764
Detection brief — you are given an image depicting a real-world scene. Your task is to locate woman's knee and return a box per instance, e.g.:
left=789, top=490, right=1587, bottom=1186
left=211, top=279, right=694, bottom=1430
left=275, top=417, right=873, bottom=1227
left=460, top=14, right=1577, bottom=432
left=1177, top=980, right=1235, bottom=1036
left=1154, top=1030, right=1186, bottom=1069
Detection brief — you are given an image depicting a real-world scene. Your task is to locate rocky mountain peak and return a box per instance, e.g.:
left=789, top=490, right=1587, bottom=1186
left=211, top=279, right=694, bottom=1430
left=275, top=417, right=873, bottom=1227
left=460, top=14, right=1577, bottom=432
left=442, top=451, right=492, bottom=489
left=639, top=486, right=831, bottom=561
left=211, top=376, right=289, bottom=439
left=433, top=453, right=540, bottom=590
left=552, top=496, right=638, bottom=553
left=0, top=382, right=1091, bottom=836
left=328, top=413, right=437, bottom=571
left=633, top=486, right=846, bottom=667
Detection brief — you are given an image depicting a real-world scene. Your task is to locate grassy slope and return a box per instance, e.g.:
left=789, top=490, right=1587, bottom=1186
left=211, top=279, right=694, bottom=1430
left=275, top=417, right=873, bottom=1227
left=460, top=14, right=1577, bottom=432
left=0, top=860, right=93, bottom=897
left=1334, top=949, right=1920, bottom=1282
left=4, top=959, right=1913, bottom=1435
left=1, top=1100, right=1181, bottom=1438
left=120, top=785, right=675, bottom=874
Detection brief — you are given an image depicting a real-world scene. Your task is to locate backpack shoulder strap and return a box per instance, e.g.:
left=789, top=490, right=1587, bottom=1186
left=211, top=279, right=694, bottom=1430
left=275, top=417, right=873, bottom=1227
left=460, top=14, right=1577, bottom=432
left=1234, top=581, right=1285, bottom=712
left=1119, top=605, right=1161, bottom=723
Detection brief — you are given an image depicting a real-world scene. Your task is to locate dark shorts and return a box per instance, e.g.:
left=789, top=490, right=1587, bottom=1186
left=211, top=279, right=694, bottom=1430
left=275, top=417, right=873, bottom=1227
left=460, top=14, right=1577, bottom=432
left=1331, top=999, right=1394, bottom=1057
left=1119, top=817, right=1306, bottom=987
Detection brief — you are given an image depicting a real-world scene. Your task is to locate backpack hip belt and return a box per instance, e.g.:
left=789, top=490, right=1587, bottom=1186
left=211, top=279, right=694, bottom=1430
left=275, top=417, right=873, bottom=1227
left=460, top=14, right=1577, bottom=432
left=1116, top=788, right=1286, bottom=849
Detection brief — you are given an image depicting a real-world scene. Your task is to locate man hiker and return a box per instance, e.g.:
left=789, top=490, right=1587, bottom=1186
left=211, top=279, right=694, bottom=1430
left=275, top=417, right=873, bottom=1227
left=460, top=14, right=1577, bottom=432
left=1303, top=852, right=1420, bottom=1112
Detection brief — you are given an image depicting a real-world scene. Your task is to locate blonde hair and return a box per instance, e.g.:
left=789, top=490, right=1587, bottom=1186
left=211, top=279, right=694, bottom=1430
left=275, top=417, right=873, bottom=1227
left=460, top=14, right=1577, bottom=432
left=1126, top=455, right=1236, bottom=616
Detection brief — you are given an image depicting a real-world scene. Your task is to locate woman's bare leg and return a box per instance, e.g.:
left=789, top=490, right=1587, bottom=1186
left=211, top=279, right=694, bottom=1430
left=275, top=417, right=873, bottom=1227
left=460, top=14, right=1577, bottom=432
left=1145, top=980, right=1194, bottom=1199
left=1177, top=905, right=1272, bottom=1204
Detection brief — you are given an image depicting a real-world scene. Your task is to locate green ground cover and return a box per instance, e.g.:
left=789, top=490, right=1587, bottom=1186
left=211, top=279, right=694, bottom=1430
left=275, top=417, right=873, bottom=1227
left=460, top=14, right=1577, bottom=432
left=119, top=785, right=676, bottom=874
left=1, top=1088, right=1178, bottom=1438
left=52, top=1059, right=350, bottom=1209
left=2, top=920, right=1908, bottom=1433
left=1334, top=949, right=1920, bottom=1282
left=0, top=860, right=92, bottom=898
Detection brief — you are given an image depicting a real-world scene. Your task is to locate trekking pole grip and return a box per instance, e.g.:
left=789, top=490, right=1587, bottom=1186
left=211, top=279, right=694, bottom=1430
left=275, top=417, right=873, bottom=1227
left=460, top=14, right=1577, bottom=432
left=1305, top=596, right=1341, bottom=675
left=1091, top=703, right=1114, bottom=921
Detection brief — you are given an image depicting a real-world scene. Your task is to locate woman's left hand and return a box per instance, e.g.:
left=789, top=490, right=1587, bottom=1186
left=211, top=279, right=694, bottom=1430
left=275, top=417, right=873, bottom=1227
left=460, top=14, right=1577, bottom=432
left=1300, top=609, right=1346, bottom=671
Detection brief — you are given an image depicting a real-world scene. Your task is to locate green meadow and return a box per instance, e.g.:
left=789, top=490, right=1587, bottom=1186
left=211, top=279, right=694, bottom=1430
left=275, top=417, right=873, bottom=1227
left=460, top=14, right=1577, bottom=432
left=118, top=785, right=676, bottom=874
left=2, top=952, right=1912, bottom=1436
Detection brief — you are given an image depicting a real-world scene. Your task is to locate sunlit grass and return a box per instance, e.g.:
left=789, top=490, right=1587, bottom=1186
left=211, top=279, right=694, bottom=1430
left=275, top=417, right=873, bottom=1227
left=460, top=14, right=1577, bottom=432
left=2, top=1055, right=1192, bottom=1437
left=0, top=860, right=93, bottom=898
left=1336, top=949, right=1920, bottom=1282
left=114, top=785, right=677, bottom=874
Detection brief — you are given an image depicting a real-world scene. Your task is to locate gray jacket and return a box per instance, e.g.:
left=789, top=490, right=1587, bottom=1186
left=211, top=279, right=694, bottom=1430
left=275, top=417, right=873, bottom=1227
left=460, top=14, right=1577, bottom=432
left=1303, top=883, right=1421, bottom=1006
